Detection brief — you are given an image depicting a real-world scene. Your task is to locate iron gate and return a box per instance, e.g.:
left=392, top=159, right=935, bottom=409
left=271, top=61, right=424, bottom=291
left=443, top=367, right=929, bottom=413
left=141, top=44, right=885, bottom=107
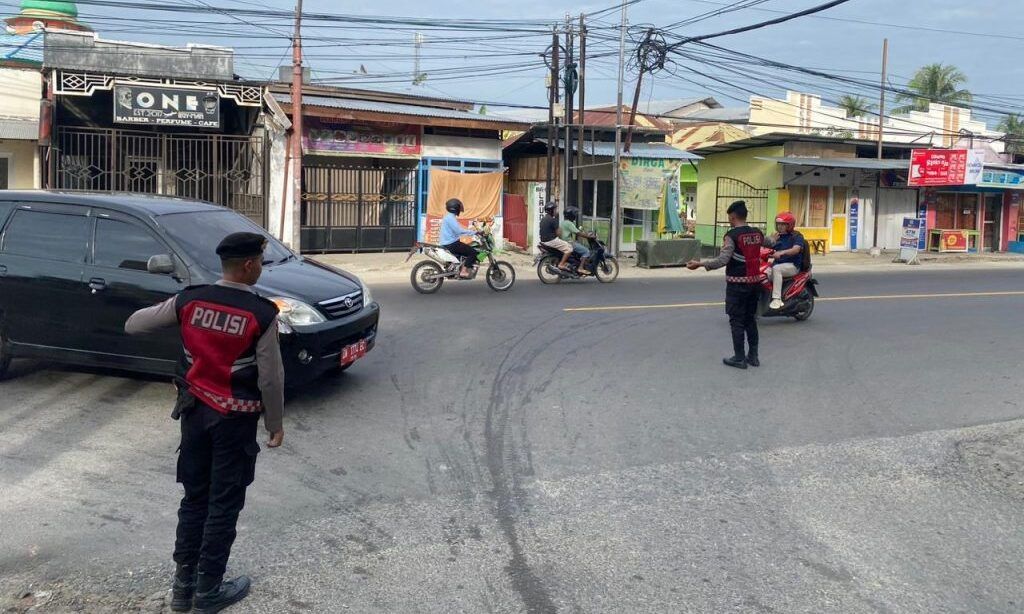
left=300, top=165, right=418, bottom=252
left=714, top=177, right=769, bottom=248
left=52, top=127, right=267, bottom=226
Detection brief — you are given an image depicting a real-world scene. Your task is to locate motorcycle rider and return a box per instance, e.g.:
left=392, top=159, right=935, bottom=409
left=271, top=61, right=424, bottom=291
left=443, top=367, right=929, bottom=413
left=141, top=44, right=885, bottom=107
left=560, top=206, right=594, bottom=275
left=765, top=211, right=806, bottom=310
left=440, top=198, right=480, bottom=279
left=539, top=201, right=572, bottom=271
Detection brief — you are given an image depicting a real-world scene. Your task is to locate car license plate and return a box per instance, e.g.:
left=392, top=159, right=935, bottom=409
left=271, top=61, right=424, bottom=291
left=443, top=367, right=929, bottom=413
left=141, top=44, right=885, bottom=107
left=340, top=339, right=368, bottom=365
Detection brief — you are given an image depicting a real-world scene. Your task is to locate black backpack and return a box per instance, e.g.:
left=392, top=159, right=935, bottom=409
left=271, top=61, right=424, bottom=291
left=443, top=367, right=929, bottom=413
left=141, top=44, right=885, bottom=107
left=794, top=231, right=811, bottom=272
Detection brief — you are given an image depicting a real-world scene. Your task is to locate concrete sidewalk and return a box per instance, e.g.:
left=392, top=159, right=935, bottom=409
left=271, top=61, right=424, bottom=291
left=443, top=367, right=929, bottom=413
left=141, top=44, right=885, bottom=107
left=312, top=248, right=1024, bottom=282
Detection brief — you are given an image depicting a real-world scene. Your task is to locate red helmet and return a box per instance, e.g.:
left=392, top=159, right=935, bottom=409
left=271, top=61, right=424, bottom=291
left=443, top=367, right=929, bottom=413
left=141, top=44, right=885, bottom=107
left=775, top=211, right=796, bottom=230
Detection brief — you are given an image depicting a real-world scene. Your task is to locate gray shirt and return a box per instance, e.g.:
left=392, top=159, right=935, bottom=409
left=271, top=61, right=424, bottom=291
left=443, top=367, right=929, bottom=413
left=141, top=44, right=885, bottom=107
left=125, top=280, right=285, bottom=433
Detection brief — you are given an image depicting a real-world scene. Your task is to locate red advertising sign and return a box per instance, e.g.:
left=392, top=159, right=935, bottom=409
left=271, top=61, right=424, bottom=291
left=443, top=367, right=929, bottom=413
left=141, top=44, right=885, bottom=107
left=908, top=149, right=983, bottom=187
left=302, top=118, right=421, bottom=157
left=940, top=229, right=969, bottom=253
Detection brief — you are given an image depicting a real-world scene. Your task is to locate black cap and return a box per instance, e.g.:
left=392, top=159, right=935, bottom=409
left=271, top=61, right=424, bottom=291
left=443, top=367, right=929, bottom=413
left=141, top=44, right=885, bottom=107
left=216, top=232, right=267, bottom=260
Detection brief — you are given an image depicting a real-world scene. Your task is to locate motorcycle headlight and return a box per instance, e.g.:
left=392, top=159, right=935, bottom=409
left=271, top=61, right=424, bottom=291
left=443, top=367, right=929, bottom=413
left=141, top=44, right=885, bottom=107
left=269, top=297, right=326, bottom=327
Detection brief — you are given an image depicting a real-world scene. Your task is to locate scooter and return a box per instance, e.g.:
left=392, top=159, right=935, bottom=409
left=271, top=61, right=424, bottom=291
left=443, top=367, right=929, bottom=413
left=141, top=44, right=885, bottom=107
left=535, top=235, right=620, bottom=284
left=757, top=247, right=818, bottom=320
left=406, top=220, right=516, bottom=294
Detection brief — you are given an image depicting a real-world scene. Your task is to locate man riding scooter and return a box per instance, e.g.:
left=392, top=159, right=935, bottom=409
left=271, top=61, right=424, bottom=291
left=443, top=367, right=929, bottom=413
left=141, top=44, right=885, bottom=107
left=560, top=207, right=595, bottom=275
left=539, top=202, right=572, bottom=271
left=765, top=211, right=807, bottom=311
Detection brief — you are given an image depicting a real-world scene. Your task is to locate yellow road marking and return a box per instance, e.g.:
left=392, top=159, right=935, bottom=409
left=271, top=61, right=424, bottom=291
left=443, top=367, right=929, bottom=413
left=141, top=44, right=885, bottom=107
left=563, top=290, right=1024, bottom=313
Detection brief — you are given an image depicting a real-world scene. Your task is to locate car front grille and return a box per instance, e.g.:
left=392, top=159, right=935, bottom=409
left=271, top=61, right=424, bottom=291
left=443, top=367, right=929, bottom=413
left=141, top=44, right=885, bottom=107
left=317, top=290, right=364, bottom=319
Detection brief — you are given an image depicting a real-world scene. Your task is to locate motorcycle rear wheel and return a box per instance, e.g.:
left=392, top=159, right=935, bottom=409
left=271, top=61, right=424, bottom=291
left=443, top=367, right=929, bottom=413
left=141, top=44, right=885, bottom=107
left=595, top=257, right=620, bottom=283
left=793, top=294, right=814, bottom=320
left=536, top=255, right=562, bottom=284
left=411, top=261, right=444, bottom=294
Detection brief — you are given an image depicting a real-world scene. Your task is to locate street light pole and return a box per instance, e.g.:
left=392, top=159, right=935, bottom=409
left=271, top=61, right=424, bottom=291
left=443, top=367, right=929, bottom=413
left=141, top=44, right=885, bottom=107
left=290, top=0, right=303, bottom=247
left=611, top=0, right=627, bottom=256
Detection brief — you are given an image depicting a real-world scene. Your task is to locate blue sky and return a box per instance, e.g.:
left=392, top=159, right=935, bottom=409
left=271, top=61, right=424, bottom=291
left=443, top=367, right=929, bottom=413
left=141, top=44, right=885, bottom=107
left=21, top=0, right=1024, bottom=123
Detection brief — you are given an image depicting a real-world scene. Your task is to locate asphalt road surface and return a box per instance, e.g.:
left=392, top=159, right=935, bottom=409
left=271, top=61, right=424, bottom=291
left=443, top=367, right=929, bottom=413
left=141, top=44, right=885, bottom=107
left=2, top=265, right=1024, bottom=613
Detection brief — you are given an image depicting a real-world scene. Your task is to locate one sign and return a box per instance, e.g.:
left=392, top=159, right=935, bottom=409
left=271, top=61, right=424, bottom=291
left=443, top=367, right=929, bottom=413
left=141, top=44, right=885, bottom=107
left=900, top=217, right=923, bottom=248
left=981, top=169, right=1024, bottom=186
left=849, top=197, right=859, bottom=251
left=908, top=149, right=984, bottom=187
left=940, top=229, right=969, bottom=253
left=114, top=84, right=220, bottom=128
left=303, top=118, right=420, bottom=157
left=618, top=158, right=679, bottom=211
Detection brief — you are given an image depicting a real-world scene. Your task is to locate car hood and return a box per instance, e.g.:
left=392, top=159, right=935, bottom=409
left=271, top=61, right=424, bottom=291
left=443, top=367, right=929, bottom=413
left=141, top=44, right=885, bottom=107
left=252, top=257, right=361, bottom=304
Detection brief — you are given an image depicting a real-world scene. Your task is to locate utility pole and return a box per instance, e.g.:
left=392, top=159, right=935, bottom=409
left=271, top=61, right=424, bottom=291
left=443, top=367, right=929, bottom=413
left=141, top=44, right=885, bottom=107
left=413, top=33, right=424, bottom=86
left=546, top=27, right=559, bottom=213
left=563, top=14, right=574, bottom=212
left=873, top=37, right=888, bottom=250
left=624, top=29, right=654, bottom=154
left=576, top=13, right=586, bottom=217
left=290, top=0, right=303, bottom=247
left=611, top=0, right=627, bottom=256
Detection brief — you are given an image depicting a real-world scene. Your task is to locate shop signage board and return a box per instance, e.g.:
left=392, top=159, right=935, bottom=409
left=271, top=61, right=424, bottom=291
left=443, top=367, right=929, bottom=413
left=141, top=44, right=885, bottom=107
left=849, top=197, right=859, bottom=251
left=618, top=158, right=679, bottom=210
left=899, top=217, right=923, bottom=263
left=981, top=169, right=1024, bottom=187
left=113, top=84, right=220, bottom=128
left=908, top=149, right=984, bottom=187
left=303, top=119, right=421, bottom=157
left=939, top=229, right=969, bottom=252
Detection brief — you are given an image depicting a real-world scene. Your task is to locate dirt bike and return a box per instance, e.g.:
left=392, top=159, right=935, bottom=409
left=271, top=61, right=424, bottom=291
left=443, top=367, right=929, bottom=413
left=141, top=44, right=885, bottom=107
left=535, top=235, right=620, bottom=284
left=758, top=247, right=818, bottom=321
left=406, top=221, right=516, bottom=294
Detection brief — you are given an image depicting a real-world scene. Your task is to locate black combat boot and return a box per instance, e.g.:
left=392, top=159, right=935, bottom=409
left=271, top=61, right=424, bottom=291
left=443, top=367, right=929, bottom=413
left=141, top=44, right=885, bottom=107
left=170, top=564, right=197, bottom=612
left=193, top=574, right=251, bottom=614
left=722, top=356, right=748, bottom=369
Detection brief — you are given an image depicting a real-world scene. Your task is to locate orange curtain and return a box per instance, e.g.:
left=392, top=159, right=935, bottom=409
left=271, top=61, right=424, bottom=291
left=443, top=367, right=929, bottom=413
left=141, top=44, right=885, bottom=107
left=426, top=169, right=503, bottom=220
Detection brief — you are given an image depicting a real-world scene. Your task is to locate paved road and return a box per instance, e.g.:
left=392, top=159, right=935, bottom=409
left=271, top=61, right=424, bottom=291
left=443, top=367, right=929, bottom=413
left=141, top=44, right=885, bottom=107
left=2, top=266, right=1024, bottom=613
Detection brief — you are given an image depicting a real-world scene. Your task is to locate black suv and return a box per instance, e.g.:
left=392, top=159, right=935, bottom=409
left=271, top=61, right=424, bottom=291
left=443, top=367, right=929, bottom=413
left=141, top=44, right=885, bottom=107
left=0, top=192, right=379, bottom=385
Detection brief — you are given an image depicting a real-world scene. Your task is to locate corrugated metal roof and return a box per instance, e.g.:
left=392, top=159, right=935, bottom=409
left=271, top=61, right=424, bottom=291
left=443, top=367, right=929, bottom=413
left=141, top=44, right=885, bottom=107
left=1, top=31, right=44, bottom=64
left=0, top=118, right=38, bottom=140
left=273, top=92, right=527, bottom=125
left=555, top=140, right=701, bottom=160
left=676, top=107, right=750, bottom=122
left=756, top=156, right=908, bottom=170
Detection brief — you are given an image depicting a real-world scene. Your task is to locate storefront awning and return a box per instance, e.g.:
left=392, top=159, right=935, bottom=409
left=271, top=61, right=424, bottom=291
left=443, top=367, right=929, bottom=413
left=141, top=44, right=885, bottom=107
left=556, top=140, right=701, bottom=160
left=755, top=156, right=909, bottom=170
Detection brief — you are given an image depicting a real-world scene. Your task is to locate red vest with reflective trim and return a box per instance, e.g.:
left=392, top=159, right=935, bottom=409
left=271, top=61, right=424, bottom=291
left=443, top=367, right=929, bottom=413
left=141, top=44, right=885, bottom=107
left=725, top=225, right=765, bottom=282
left=174, top=285, right=279, bottom=416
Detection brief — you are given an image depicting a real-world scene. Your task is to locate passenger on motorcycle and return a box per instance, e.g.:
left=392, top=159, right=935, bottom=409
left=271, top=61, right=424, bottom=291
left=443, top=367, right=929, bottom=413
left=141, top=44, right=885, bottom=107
left=440, top=198, right=480, bottom=279
left=765, top=211, right=806, bottom=310
left=539, top=202, right=572, bottom=271
left=561, top=207, right=594, bottom=275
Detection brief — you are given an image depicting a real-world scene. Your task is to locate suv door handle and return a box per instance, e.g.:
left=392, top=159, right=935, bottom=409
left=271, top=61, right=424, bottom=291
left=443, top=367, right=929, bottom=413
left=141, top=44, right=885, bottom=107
left=88, top=277, right=107, bottom=293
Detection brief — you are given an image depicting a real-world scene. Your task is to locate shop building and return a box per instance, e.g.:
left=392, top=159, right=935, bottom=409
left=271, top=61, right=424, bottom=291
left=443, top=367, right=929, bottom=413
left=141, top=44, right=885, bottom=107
left=272, top=85, right=526, bottom=253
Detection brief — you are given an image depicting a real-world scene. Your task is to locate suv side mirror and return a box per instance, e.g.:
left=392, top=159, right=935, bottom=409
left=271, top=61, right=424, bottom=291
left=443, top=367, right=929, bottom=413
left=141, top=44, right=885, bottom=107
left=147, top=254, right=176, bottom=275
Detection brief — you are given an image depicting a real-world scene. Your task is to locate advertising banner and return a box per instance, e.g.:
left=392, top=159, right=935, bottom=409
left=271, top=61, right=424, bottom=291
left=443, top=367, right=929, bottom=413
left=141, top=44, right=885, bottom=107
left=618, top=158, right=679, bottom=210
left=303, top=119, right=421, bottom=157
left=939, top=229, right=969, bottom=252
left=113, top=84, right=220, bottom=128
left=908, top=149, right=984, bottom=187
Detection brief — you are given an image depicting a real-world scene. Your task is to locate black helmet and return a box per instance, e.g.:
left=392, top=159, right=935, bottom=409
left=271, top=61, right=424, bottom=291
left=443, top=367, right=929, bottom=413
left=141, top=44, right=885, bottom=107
left=543, top=201, right=558, bottom=215
left=564, top=206, right=579, bottom=222
left=445, top=198, right=464, bottom=215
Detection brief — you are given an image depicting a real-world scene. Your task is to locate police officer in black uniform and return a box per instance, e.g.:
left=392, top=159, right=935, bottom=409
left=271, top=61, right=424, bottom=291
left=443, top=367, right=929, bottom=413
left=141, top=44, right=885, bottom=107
left=126, top=232, right=285, bottom=613
left=687, top=200, right=766, bottom=369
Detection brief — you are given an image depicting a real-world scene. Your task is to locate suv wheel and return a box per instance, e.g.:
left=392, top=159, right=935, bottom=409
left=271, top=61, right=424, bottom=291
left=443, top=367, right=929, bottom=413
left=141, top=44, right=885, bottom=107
left=0, top=327, right=11, bottom=381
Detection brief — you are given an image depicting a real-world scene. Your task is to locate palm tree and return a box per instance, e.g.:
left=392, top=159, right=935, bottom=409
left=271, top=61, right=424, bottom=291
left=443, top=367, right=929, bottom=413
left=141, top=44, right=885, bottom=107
left=998, top=113, right=1024, bottom=156
left=894, top=63, right=972, bottom=114
left=837, top=95, right=875, bottom=118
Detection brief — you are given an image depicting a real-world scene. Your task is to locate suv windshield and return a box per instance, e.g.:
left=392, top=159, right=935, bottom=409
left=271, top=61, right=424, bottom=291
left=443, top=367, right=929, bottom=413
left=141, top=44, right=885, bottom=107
left=157, top=210, right=294, bottom=272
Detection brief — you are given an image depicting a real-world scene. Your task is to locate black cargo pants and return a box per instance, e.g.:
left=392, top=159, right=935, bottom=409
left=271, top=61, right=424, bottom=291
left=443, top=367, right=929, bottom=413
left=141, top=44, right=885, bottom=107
left=174, top=402, right=260, bottom=580
left=725, top=282, right=760, bottom=359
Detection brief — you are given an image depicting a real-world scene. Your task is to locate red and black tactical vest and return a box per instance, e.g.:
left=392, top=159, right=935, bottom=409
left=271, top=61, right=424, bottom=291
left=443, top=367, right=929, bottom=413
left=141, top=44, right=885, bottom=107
left=724, top=225, right=766, bottom=284
left=174, top=285, right=279, bottom=416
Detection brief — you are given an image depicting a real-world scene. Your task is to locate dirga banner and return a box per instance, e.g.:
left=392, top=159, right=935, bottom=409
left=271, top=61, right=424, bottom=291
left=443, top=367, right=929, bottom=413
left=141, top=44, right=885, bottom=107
left=618, top=158, right=681, bottom=211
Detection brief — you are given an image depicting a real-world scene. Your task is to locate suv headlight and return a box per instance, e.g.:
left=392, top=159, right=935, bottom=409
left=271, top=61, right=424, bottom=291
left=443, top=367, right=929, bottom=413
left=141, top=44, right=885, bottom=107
left=269, top=297, right=326, bottom=328
left=359, top=279, right=373, bottom=306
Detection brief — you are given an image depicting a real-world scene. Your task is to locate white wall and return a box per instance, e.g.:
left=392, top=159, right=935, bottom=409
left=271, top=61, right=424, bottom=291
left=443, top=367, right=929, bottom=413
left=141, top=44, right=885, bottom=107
left=0, top=68, right=41, bottom=118
left=421, top=134, right=501, bottom=161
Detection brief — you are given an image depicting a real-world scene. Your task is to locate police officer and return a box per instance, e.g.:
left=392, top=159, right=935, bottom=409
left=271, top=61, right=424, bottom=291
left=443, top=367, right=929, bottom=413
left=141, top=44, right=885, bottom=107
left=125, top=232, right=284, bottom=613
left=687, top=200, right=766, bottom=369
